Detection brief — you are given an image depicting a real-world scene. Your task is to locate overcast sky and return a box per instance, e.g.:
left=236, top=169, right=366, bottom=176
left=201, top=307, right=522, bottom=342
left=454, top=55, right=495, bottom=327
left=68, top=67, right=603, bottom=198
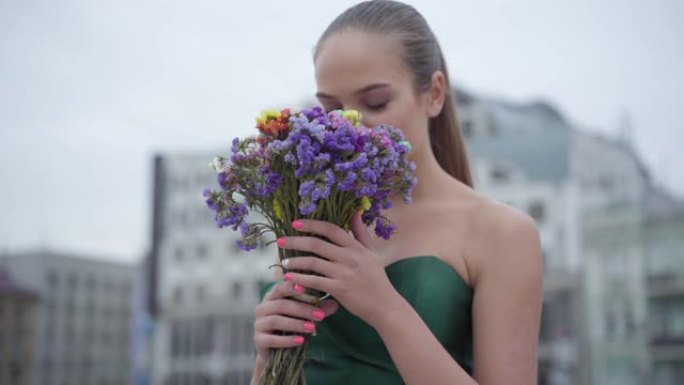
left=1, top=0, right=682, bottom=263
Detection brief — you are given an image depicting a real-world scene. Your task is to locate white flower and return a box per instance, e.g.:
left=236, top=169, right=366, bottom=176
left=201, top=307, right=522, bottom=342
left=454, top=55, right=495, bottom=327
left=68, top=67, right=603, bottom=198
left=210, top=156, right=226, bottom=172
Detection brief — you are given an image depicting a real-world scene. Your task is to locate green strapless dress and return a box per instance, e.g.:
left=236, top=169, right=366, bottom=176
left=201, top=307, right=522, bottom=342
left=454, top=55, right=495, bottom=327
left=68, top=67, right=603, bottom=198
left=259, top=255, right=474, bottom=384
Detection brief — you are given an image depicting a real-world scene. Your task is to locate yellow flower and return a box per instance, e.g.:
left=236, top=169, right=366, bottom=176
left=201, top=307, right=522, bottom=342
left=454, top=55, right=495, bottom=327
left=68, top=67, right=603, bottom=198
left=273, top=198, right=283, bottom=221
left=256, top=109, right=281, bottom=126
left=342, top=110, right=362, bottom=127
left=359, top=196, right=372, bottom=211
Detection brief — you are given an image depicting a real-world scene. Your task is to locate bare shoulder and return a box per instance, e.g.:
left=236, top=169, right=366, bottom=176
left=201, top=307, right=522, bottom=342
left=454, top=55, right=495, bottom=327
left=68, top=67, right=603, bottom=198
left=450, top=193, right=544, bottom=383
left=462, top=192, right=543, bottom=287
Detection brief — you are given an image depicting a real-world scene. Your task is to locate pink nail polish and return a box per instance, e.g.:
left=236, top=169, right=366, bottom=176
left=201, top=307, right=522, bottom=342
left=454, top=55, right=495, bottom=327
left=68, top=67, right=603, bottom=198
left=294, top=284, right=305, bottom=293
left=293, top=335, right=305, bottom=345
left=292, top=220, right=303, bottom=230
left=312, top=309, right=325, bottom=321
left=284, top=273, right=293, bottom=282
left=277, top=238, right=286, bottom=247
left=303, top=321, right=315, bottom=332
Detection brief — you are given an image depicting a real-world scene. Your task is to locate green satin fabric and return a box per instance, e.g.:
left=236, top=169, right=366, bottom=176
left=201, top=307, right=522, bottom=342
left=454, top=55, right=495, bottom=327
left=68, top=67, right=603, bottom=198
left=259, top=255, right=474, bottom=384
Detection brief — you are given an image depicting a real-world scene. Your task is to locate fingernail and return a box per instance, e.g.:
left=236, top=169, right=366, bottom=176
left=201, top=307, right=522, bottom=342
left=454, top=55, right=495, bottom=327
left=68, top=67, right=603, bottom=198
left=312, top=309, right=325, bottom=321
left=303, top=321, right=315, bottom=332
left=294, top=284, right=305, bottom=293
left=293, top=335, right=305, bottom=345
left=284, top=273, right=293, bottom=282
left=292, top=220, right=303, bottom=230
left=277, top=238, right=286, bottom=247
left=281, top=258, right=289, bottom=267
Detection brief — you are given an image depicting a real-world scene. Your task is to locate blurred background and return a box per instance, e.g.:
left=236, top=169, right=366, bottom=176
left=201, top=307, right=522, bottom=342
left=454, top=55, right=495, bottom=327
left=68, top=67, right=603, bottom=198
left=1, top=0, right=682, bottom=384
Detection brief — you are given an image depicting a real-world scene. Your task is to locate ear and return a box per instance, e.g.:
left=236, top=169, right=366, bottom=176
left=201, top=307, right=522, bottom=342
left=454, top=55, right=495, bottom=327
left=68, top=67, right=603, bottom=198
left=426, top=71, right=446, bottom=118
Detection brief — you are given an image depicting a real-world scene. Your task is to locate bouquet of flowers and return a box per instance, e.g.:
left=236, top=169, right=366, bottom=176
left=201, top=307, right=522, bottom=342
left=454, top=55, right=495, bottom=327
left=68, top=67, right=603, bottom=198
left=204, top=106, right=416, bottom=385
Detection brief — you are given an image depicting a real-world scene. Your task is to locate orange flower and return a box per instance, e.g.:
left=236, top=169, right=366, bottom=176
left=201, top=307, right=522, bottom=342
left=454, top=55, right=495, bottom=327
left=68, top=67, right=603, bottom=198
left=256, top=108, right=291, bottom=138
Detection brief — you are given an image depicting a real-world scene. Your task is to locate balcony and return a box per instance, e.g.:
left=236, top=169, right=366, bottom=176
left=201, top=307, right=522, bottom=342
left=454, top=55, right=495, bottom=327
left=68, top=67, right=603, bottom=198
left=648, top=273, right=684, bottom=298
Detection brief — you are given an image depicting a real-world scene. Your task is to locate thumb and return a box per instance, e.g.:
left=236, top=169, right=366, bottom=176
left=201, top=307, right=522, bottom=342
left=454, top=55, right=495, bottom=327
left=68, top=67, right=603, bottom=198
left=318, top=299, right=340, bottom=317
left=350, top=210, right=373, bottom=249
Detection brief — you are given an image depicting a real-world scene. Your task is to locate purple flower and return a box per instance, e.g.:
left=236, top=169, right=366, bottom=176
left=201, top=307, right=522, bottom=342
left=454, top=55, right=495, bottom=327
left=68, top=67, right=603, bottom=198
left=217, top=172, right=228, bottom=189
left=299, top=201, right=317, bottom=216
left=237, top=221, right=259, bottom=251
left=338, top=171, right=357, bottom=191
left=299, top=180, right=315, bottom=198
left=361, top=167, right=376, bottom=183
left=207, top=105, right=416, bottom=253
left=374, top=217, right=396, bottom=240
left=216, top=202, right=248, bottom=231
left=255, top=171, right=282, bottom=197
left=203, top=190, right=219, bottom=211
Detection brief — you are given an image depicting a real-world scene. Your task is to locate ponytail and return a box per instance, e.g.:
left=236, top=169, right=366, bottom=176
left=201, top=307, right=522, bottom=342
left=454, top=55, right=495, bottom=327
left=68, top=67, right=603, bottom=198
left=429, top=53, right=473, bottom=187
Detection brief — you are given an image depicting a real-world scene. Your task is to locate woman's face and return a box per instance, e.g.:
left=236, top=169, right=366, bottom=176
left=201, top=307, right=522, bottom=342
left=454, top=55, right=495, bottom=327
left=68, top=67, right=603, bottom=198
left=314, top=30, right=439, bottom=155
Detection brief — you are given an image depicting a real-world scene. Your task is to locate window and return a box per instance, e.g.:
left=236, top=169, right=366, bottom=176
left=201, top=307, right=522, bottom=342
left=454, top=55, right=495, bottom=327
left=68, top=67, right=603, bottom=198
left=170, top=321, right=181, bottom=357
left=197, top=243, right=208, bottom=259
left=67, top=273, right=77, bottom=290
left=528, top=201, right=546, bottom=223
left=174, top=246, right=184, bottom=262
left=230, top=239, right=242, bottom=254
left=256, top=279, right=268, bottom=295
left=173, top=286, right=183, bottom=305
left=232, top=281, right=243, bottom=300
left=598, top=175, right=615, bottom=191
left=46, top=271, right=59, bottom=288
left=85, top=275, right=96, bottom=290
left=228, top=317, right=243, bottom=354
left=177, top=210, right=188, bottom=227
left=242, top=318, right=254, bottom=354
left=85, top=301, right=95, bottom=318
left=605, top=253, right=627, bottom=277
left=196, top=285, right=206, bottom=303
left=462, top=120, right=473, bottom=138
left=122, top=282, right=132, bottom=296
left=204, top=317, right=215, bottom=354
left=490, top=165, right=510, bottom=183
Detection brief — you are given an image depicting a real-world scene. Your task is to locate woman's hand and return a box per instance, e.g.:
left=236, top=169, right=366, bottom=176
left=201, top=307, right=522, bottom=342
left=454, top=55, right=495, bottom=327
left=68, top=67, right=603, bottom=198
left=277, top=210, right=399, bottom=327
left=253, top=280, right=339, bottom=359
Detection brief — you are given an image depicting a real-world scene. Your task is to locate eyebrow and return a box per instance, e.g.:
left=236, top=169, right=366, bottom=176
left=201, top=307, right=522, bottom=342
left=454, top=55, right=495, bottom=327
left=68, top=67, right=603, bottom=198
left=316, top=83, right=391, bottom=100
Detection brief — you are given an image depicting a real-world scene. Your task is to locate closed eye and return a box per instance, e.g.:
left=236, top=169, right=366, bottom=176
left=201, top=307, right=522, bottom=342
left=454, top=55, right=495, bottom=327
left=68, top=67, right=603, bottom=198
left=365, top=101, right=388, bottom=112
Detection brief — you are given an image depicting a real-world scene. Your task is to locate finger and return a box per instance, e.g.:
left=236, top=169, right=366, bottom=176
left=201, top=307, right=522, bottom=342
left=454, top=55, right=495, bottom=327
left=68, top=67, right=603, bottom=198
left=318, top=299, right=339, bottom=317
left=286, top=272, right=336, bottom=295
left=254, top=315, right=317, bottom=334
left=254, top=333, right=306, bottom=350
left=277, top=235, right=344, bottom=262
left=263, top=280, right=298, bottom=301
left=291, top=218, right=357, bottom=248
left=283, top=256, right=336, bottom=278
left=350, top=210, right=374, bottom=249
left=256, top=298, right=328, bottom=322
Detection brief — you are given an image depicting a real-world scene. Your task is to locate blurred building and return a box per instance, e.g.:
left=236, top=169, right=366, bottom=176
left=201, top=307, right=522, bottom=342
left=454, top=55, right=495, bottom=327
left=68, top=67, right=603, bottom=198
left=457, top=87, right=677, bottom=384
left=0, top=251, right=135, bottom=385
left=147, top=153, right=274, bottom=385
left=643, top=191, right=684, bottom=384
left=0, top=268, right=38, bottom=385
left=132, top=256, right=155, bottom=385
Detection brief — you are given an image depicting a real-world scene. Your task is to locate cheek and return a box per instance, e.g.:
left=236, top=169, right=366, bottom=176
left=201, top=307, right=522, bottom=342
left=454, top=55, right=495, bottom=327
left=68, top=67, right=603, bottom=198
left=362, top=96, right=423, bottom=130
left=365, top=102, right=427, bottom=148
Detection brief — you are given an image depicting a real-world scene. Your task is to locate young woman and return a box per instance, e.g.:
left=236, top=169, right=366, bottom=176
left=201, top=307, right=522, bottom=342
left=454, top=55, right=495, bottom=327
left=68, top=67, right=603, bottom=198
left=251, top=1, right=543, bottom=384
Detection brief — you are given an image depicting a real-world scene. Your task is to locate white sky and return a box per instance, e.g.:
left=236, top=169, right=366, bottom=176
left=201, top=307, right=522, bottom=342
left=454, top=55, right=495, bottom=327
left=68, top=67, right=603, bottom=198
left=1, top=0, right=682, bottom=262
